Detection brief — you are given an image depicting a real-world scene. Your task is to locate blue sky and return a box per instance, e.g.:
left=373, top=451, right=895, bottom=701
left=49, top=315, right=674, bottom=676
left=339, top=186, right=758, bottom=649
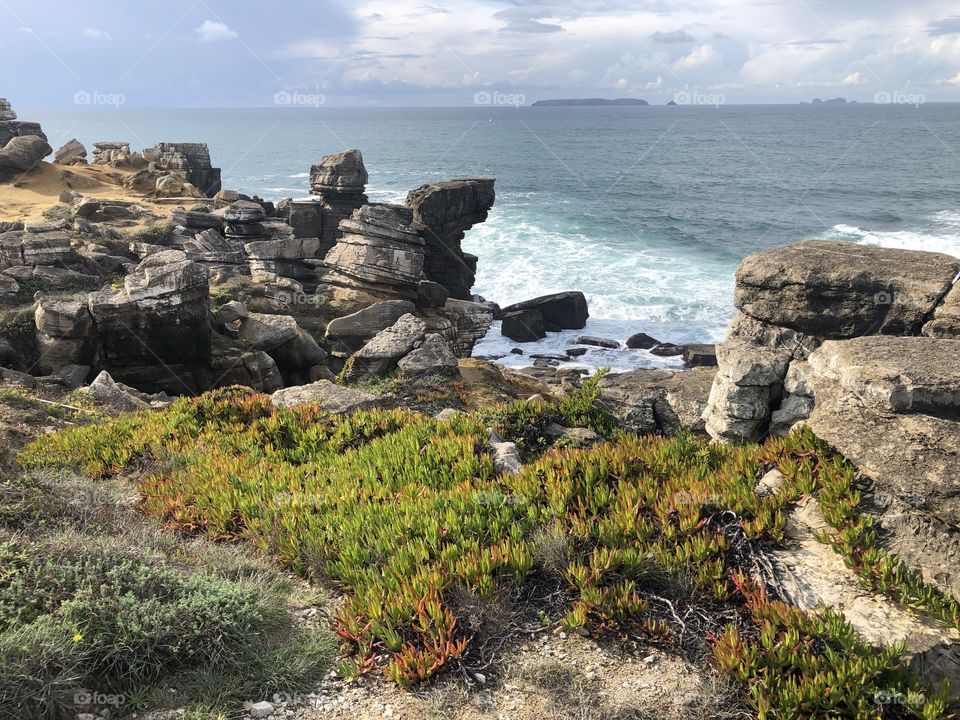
left=2, top=0, right=960, bottom=106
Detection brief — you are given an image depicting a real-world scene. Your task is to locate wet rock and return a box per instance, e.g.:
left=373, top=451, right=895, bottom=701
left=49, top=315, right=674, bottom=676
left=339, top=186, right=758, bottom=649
left=501, top=309, right=545, bottom=343
left=626, top=332, right=661, bottom=350
left=576, top=335, right=619, bottom=349
left=500, top=291, right=589, bottom=331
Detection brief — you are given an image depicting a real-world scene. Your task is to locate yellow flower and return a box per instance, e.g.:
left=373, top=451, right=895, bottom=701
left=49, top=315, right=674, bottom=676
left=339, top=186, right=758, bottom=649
left=72, top=633, right=83, bottom=643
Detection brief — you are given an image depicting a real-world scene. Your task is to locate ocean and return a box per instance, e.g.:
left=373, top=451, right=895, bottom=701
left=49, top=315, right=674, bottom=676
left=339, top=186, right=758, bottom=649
left=25, top=104, right=960, bottom=371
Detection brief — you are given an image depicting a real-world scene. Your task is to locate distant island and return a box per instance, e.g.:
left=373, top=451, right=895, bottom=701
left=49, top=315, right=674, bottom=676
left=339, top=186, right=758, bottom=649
left=531, top=98, right=649, bottom=107
left=801, top=97, right=857, bottom=105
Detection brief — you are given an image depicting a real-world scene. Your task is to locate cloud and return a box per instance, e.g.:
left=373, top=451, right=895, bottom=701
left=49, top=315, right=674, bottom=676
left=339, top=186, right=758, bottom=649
left=82, top=28, right=111, bottom=40
left=841, top=71, right=866, bottom=85
left=650, top=30, right=695, bottom=44
left=494, top=8, right=562, bottom=33
left=195, top=20, right=238, bottom=43
left=927, top=16, right=960, bottom=36
left=674, top=44, right=718, bottom=70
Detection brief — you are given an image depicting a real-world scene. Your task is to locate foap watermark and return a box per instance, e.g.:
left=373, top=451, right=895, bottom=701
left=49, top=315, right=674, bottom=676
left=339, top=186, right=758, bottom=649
left=674, top=90, right=725, bottom=107
left=273, top=90, right=326, bottom=108
left=873, top=690, right=926, bottom=708
left=74, top=690, right=126, bottom=707
left=473, top=90, right=525, bottom=108
left=269, top=288, right=323, bottom=309
left=873, top=289, right=926, bottom=306
left=73, top=90, right=126, bottom=108
left=874, top=90, right=925, bottom=108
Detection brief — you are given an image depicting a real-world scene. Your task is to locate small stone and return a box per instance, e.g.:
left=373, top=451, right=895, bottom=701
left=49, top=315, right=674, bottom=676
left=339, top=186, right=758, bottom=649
left=250, top=701, right=274, bottom=718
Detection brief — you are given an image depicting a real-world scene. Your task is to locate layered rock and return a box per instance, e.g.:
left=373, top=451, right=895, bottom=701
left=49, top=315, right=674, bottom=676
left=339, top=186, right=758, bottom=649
left=54, top=139, right=88, bottom=166
left=1, top=226, right=99, bottom=290
left=246, top=236, right=323, bottom=289
left=309, top=149, right=368, bottom=254
left=87, top=251, right=212, bottom=392
left=422, top=298, right=496, bottom=358
left=317, top=204, right=426, bottom=312
left=91, top=142, right=131, bottom=165
left=224, top=200, right=267, bottom=244
left=153, top=143, right=221, bottom=197
left=405, top=178, right=495, bottom=299
left=0, top=99, right=47, bottom=148
left=0, top=135, right=52, bottom=178
left=705, top=241, right=960, bottom=443
left=324, top=299, right=416, bottom=356
left=234, top=311, right=328, bottom=385
left=182, top=228, right=247, bottom=284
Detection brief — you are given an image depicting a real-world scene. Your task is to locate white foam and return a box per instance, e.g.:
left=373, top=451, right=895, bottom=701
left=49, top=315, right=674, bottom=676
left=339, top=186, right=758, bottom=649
left=830, top=219, right=960, bottom=258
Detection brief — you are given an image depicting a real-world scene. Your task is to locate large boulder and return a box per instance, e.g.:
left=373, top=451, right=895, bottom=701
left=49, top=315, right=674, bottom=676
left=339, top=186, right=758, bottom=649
left=500, top=291, right=589, bottom=331
left=53, top=139, right=87, bottom=166
left=405, top=178, right=496, bottom=300
left=235, top=312, right=327, bottom=383
left=324, top=299, right=417, bottom=355
left=343, top=313, right=426, bottom=383
left=501, top=309, right=545, bottom=342
left=0, top=135, right=52, bottom=177
left=397, top=333, right=459, bottom=377
left=598, top=367, right=717, bottom=436
left=735, top=240, right=959, bottom=337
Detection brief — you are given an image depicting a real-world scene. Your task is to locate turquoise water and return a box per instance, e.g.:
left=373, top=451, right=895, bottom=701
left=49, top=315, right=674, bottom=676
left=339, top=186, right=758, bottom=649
left=25, top=104, right=960, bottom=369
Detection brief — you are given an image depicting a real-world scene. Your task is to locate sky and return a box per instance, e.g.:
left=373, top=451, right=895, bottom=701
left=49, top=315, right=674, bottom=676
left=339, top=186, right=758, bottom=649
left=2, top=0, right=960, bottom=107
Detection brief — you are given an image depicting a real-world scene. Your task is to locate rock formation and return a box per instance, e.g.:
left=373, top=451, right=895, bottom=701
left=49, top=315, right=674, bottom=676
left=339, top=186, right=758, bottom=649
left=153, top=143, right=221, bottom=197
left=405, top=178, right=495, bottom=299
left=91, top=142, right=131, bottom=165
left=309, top=149, right=368, bottom=254
left=702, top=240, right=960, bottom=601
left=317, top=204, right=426, bottom=312
left=53, top=139, right=88, bottom=166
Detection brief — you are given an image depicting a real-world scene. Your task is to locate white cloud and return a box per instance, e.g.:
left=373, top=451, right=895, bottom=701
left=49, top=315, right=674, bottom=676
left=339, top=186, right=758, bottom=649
left=83, top=28, right=111, bottom=40
left=674, top=44, right=718, bottom=71
left=842, top=71, right=866, bottom=85
left=195, top=20, right=238, bottom=43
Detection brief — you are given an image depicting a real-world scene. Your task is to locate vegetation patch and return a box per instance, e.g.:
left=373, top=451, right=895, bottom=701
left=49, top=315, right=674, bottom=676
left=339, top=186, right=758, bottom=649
left=20, top=381, right=959, bottom=718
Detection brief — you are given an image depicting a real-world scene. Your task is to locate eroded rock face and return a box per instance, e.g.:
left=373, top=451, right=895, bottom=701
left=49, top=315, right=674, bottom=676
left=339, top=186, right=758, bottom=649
left=405, top=178, right=495, bottom=300
left=310, top=149, right=368, bottom=254
left=598, top=367, right=717, bottom=436
left=88, top=250, right=211, bottom=372
left=234, top=312, right=327, bottom=385
left=153, top=143, right=221, bottom=197
left=421, top=298, right=495, bottom=358
left=735, top=240, right=959, bottom=337
left=53, top=139, right=87, bottom=166
left=324, top=299, right=417, bottom=356
left=0, top=135, right=52, bottom=177
left=343, top=313, right=426, bottom=383
left=318, top=204, right=426, bottom=312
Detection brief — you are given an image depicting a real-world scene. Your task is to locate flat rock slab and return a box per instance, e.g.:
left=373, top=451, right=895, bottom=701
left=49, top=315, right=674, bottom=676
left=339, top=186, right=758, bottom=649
left=270, top=379, right=384, bottom=413
left=773, top=499, right=960, bottom=690
left=735, top=240, right=959, bottom=337
left=809, top=337, right=960, bottom=416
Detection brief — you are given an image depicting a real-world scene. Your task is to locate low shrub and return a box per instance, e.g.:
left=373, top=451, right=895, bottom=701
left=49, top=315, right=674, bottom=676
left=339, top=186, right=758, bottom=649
left=20, top=384, right=957, bottom=717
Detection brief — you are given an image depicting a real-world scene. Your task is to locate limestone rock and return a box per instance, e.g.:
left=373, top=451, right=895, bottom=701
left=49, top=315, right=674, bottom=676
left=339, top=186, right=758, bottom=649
left=153, top=142, right=221, bottom=197
left=405, top=178, right=495, bottom=299
left=422, top=298, right=495, bottom=358
left=91, top=141, right=130, bottom=165
left=924, top=281, right=960, bottom=338
left=344, top=313, right=426, bottom=383
left=598, top=367, right=716, bottom=435
left=397, top=333, right=459, bottom=376
left=236, top=312, right=327, bottom=382
left=318, top=204, right=425, bottom=310
left=53, top=138, right=87, bottom=166
left=735, top=240, right=959, bottom=337
left=309, top=149, right=368, bottom=253
left=270, top=379, right=384, bottom=413
left=500, top=292, right=589, bottom=332
left=84, top=370, right=149, bottom=411
left=0, top=135, right=52, bottom=177
left=324, top=300, right=416, bottom=355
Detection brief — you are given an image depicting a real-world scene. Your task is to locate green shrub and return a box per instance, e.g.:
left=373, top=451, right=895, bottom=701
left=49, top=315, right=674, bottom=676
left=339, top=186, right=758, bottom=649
left=20, top=387, right=956, bottom=716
